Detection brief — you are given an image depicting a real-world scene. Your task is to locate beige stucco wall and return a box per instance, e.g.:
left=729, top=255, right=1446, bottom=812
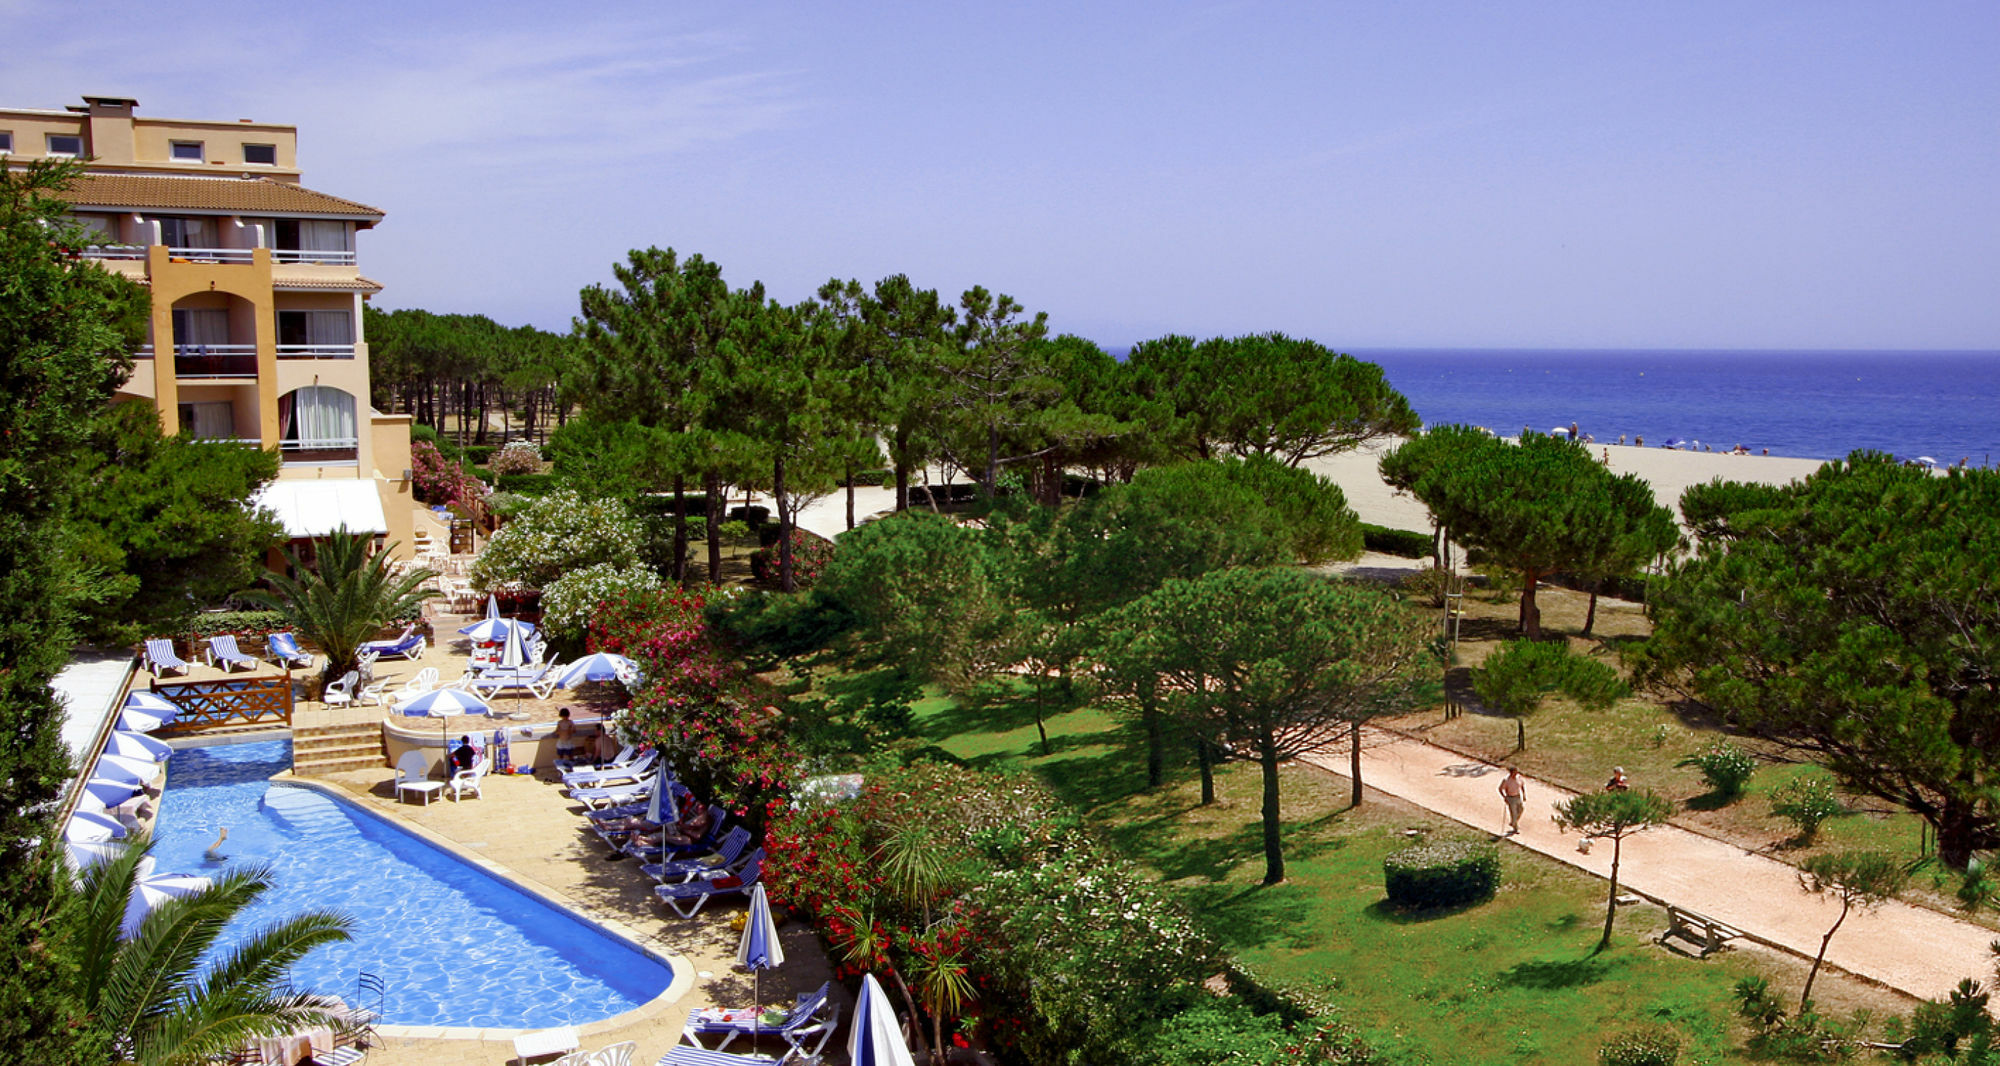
left=0, top=104, right=300, bottom=179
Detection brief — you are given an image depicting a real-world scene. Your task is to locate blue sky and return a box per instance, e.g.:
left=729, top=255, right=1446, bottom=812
left=8, top=1, right=1997, bottom=349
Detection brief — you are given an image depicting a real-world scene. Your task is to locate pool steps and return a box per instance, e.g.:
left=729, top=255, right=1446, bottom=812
left=291, top=719, right=384, bottom=777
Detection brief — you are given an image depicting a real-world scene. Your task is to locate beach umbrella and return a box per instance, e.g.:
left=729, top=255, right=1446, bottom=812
left=1916, top=456, right=1938, bottom=467
left=457, top=616, right=536, bottom=642
left=106, top=730, right=173, bottom=763
left=555, top=652, right=639, bottom=689
left=82, top=776, right=142, bottom=809
left=737, top=883, right=785, bottom=1034
left=849, top=972, right=916, bottom=1066
left=94, top=753, right=162, bottom=788
left=67, top=838, right=124, bottom=871
left=121, top=856, right=212, bottom=939
left=398, top=688, right=492, bottom=717
left=66, top=809, right=127, bottom=842
left=485, top=593, right=500, bottom=620
left=644, top=756, right=674, bottom=826
left=124, top=691, right=179, bottom=715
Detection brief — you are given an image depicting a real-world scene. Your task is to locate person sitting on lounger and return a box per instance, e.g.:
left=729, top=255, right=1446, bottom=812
left=631, top=799, right=713, bottom=851
left=450, top=736, right=478, bottom=775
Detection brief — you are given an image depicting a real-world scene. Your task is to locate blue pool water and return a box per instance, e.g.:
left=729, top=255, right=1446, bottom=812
left=152, top=739, right=674, bottom=1028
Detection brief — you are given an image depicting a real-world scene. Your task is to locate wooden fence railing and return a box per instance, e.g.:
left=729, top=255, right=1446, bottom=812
left=152, top=675, right=293, bottom=732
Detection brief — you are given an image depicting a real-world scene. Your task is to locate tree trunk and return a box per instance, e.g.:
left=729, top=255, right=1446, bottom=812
left=705, top=472, right=724, bottom=584
left=1582, top=580, right=1600, bottom=637
left=1938, top=799, right=1980, bottom=869
left=474, top=382, right=490, bottom=445
left=894, top=462, right=910, bottom=512
left=1515, top=716, right=1527, bottom=752
left=1142, top=683, right=1164, bottom=788
left=1800, top=899, right=1850, bottom=1013
left=845, top=464, right=856, bottom=531
left=984, top=425, right=1000, bottom=499
left=885, top=968, right=933, bottom=1061
left=1597, top=833, right=1622, bottom=953
left=1196, top=736, right=1216, bottom=805
left=671, top=475, right=688, bottom=585
left=1031, top=676, right=1051, bottom=756
left=1519, top=567, right=1542, bottom=637
left=1260, top=733, right=1285, bottom=884
left=775, top=452, right=794, bottom=593
left=1349, top=719, right=1364, bottom=808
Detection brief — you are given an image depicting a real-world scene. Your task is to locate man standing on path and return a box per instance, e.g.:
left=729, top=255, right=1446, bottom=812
left=1499, top=767, right=1526, bottom=835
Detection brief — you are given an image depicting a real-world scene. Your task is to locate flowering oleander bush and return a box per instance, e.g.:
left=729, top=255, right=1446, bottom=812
left=1769, top=773, right=1843, bottom=842
left=748, top=527, right=835, bottom=590
left=411, top=439, right=483, bottom=507
left=540, top=563, right=661, bottom=648
left=488, top=440, right=543, bottom=476
left=470, top=489, right=644, bottom=591
left=1679, top=741, right=1758, bottom=800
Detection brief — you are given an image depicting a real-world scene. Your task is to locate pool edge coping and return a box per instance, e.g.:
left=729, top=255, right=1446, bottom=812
left=277, top=773, right=697, bottom=1042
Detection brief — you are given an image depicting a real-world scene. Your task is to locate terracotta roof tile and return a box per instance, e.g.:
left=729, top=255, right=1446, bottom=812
left=273, top=275, right=385, bottom=294
left=56, top=172, right=384, bottom=221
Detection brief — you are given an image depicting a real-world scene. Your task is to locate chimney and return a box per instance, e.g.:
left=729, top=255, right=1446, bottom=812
left=81, top=95, right=138, bottom=165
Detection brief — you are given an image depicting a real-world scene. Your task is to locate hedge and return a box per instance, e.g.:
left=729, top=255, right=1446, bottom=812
left=188, top=610, right=293, bottom=640
left=1383, top=839, right=1500, bottom=908
left=496, top=473, right=560, bottom=495
left=461, top=444, right=498, bottom=465
left=1362, top=523, right=1433, bottom=559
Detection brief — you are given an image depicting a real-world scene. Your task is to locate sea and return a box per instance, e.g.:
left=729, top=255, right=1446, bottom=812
left=1349, top=349, right=2000, bottom=466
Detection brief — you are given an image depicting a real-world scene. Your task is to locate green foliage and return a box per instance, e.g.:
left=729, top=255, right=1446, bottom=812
left=495, top=472, right=559, bottom=495
left=708, top=589, right=858, bottom=658
left=471, top=488, right=644, bottom=590
left=1770, top=774, right=1843, bottom=842
left=819, top=512, right=1014, bottom=687
left=460, top=444, right=498, bottom=465
left=546, top=417, right=681, bottom=498
left=1383, top=839, right=1501, bottom=908
left=0, top=160, right=150, bottom=1066
left=1637, top=454, right=2000, bottom=866
left=1796, top=851, right=1911, bottom=1012
left=1554, top=789, right=1675, bottom=951
left=749, top=527, right=836, bottom=589
left=540, top=563, right=663, bottom=648
left=66, top=839, right=355, bottom=1066
left=1677, top=742, right=1758, bottom=800
left=1473, top=639, right=1629, bottom=748
left=1678, top=478, right=1788, bottom=543
left=239, top=530, right=436, bottom=679
left=1400, top=564, right=1453, bottom=608
left=189, top=611, right=292, bottom=639
left=1363, top=523, right=1434, bottom=558
left=1893, top=979, right=1993, bottom=1061
left=67, top=401, right=283, bottom=644
left=1597, top=1024, right=1682, bottom=1066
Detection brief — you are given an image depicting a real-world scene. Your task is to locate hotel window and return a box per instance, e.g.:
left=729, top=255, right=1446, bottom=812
left=170, top=308, right=230, bottom=348
left=0, top=131, right=12, bottom=154
left=279, top=386, right=359, bottom=450
left=157, top=216, right=215, bottom=249
left=273, top=219, right=351, bottom=261
left=176, top=401, right=237, bottom=440
left=170, top=140, right=204, bottom=162
left=277, top=310, right=355, bottom=353
left=242, top=143, right=276, bottom=165
left=47, top=133, right=84, bottom=157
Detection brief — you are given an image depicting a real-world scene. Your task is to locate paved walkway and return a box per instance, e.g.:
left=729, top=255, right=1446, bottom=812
left=1301, top=729, right=1992, bottom=1001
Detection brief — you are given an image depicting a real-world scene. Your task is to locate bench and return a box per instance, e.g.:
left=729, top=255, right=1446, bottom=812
left=1659, top=904, right=1745, bottom=957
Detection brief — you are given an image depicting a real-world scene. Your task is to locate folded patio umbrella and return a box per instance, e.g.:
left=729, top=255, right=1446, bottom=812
left=850, top=972, right=916, bottom=1066
left=93, top=753, right=163, bottom=787
left=124, top=691, right=179, bottom=714
left=121, top=856, right=212, bottom=939
left=106, top=730, right=173, bottom=763
left=117, top=706, right=172, bottom=733
left=738, top=883, right=785, bottom=1035
left=66, top=809, right=127, bottom=842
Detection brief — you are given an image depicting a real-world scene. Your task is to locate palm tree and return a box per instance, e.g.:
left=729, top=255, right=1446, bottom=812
left=72, top=838, right=355, bottom=1066
left=242, top=528, right=436, bottom=681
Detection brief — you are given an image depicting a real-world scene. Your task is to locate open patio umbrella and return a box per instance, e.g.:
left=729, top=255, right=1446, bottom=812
left=93, top=753, right=163, bottom=788
left=737, top=883, right=785, bottom=1033
left=82, top=776, right=142, bottom=809
left=121, top=855, right=212, bottom=939
left=555, top=652, right=640, bottom=690
left=850, top=972, right=916, bottom=1066
left=106, top=730, right=173, bottom=763
left=66, top=838, right=124, bottom=871
left=66, top=809, right=127, bottom=842
left=397, top=688, right=492, bottom=717
left=457, top=616, right=537, bottom=643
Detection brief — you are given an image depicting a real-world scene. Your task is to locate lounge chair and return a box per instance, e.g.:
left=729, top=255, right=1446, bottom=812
left=684, top=980, right=838, bottom=1064
left=205, top=634, right=260, bottom=672
left=570, top=779, right=653, bottom=811
left=267, top=632, right=315, bottom=670
left=394, top=750, right=444, bottom=806
left=641, top=826, right=753, bottom=882
left=323, top=670, right=360, bottom=708
left=144, top=638, right=191, bottom=677
left=448, top=757, right=487, bottom=802
left=561, top=750, right=657, bottom=792
left=624, top=805, right=729, bottom=860
left=588, top=1042, right=636, bottom=1066
left=359, top=626, right=425, bottom=662
left=656, top=1046, right=782, bottom=1066
left=655, top=852, right=762, bottom=918
left=560, top=744, right=636, bottom=781
left=388, top=667, right=441, bottom=710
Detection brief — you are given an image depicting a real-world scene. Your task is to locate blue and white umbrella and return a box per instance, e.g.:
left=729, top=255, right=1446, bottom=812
left=457, top=616, right=537, bottom=643
left=125, top=691, right=179, bottom=715
left=66, top=809, right=127, bottom=842
left=738, top=883, right=785, bottom=1034
left=117, top=706, right=172, bottom=733
left=484, top=593, right=500, bottom=620
left=397, top=688, right=492, bottom=718
left=93, top=753, right=162, bottom=788
left=499, top=619, right=530, bottom=671
left=644, top=756, right=673, bottom=826
left=106, top=730, right=173, bottom=763
left=121, top=856, right=211, bottom=939
left=555, top=652, right=639, bottom=689
left=82, top=776, right=142, bottom=809
left=67, top=838, right=124, bottom=871
left=850, top=972, right=916, bottom=1066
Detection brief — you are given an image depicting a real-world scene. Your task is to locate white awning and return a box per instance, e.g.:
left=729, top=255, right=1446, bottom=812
left=255, top=480, right=388, bottom=539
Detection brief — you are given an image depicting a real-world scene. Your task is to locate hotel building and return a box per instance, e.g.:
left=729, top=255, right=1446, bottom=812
left=4, top=95, right=414, bottom=557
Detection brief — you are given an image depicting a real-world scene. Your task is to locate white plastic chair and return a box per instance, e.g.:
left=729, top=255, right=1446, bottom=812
left=388, top=667, right=440, bottom=710
left=448, top=758, right=487, bottom=802
left=323, top=670, right=360, bottom=707
left=394, top=749, right=444, bottom=806
left=587, top=1041, right=635, bottom=1066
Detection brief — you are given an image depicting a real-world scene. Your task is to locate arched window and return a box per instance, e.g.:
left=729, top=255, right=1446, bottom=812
left=278, top=385, right=357, bottom=451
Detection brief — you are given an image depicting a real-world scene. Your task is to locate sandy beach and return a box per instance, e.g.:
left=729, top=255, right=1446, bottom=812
left=1303, top=439, right=1832, bottom=534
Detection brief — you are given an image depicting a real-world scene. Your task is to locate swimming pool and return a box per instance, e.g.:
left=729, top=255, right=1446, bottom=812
left=151, top=739, right=675, bottom=1028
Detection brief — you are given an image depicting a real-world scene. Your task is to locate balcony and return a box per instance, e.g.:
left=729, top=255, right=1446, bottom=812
left=272, top=249, right=357, bottom=266
left=276, top=343, right=357, bottom=359
left=281, top=439, right=359, bottom=466
left=170, top=344, right=258, bottom=378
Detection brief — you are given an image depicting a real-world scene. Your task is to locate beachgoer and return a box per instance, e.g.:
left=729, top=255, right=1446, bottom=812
left=1569, top=421, right=1579, bottom=441
left=204, top=826, right=229, bottom=863
left=1604, top=766, right=1630, bottom=791
left=1634, top=435, right=1644, bottom=447
left=1600, top=448, right=1610, bottom=465
left=1617, top=434, right=1626, bottom=446
left=1498, top=768, right=1526, bottom=835
left=1761, top=448, right=1769, bottom=455
left=554, top=708, right=577, bottom=766
left=449, top=736, right=477, bottom=775
left=595, top=728, right=620, bottom=768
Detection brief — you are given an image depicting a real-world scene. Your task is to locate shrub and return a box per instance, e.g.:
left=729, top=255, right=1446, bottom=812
left=1475, top=563, right=1521, bottom=603
left=471, top=489, right=643, bottom=591
left=411, top=439, right=483, bottom=507
left=1770, top=773, right=1842, bottom=842
left=749, top=528, right=836, bottom=589
left=1363, top=523, right=1434, bottom=559
left=848, top=468, right=891, bottom=487
left=1679, top=741, right=1757, bottom=799
left=728, top=504, right=770, bottom=527
left=540, top=563, right=663, bottom=648
left=1383, top=839, right=1500, bottom=908
left=715, top=519, right=751, bottom=544
left=707, top=589, right=856, bottom=657
left=488, top=440, right=544, bottom=476
left=461, top=444, right=497, bottom=465
left=1400, top=564, right=1452, bottom=607
left=1598, top=1025, right=1681, bottom=1066
left=495, top=473, right=559, bottom=495
left=189, top=610, right=291, bottom=640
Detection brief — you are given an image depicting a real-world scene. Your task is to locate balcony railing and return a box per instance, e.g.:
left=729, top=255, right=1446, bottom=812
left=281, top=440, right=359, bottom=465
left=164, top=246, right=257, bottom=264
left=190, top=436, right=264, bottom=447
left=276, top=343, right=357, bottom=359
left=81, top=244, right=149, bottom=261
left=272, top=249, right=356, bottom=266
left=171, top=344, right=258, bottom=378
